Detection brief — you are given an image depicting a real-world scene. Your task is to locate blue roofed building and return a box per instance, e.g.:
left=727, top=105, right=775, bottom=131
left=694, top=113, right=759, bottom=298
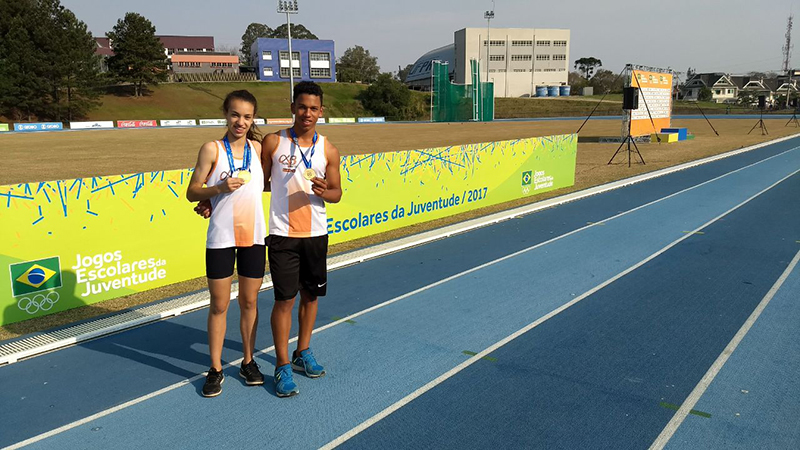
left=251, top=38, right=336, bottom=83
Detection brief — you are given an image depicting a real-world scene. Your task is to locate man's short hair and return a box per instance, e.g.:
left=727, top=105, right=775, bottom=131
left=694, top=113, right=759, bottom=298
left=293, top=81, right=324, bottom=104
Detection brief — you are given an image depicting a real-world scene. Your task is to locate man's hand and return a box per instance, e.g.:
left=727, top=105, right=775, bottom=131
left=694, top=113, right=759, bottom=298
left=311, top=177, right=327, bottom=197
left=194, top=199, right=212, bottom=219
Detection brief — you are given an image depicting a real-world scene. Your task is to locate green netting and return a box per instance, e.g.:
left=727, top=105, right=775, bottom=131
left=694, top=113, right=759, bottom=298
left=431, top=60, right=493, bottom=122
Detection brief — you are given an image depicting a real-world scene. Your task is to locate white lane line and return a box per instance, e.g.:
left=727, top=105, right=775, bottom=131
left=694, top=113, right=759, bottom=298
left=649, top=248, right=800, bottom=450
left=7, top=153, right=800, bottom=449
left=321, top=168, right=800, bottom=449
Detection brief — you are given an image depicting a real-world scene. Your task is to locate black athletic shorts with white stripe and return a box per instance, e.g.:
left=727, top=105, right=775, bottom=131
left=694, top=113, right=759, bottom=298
left=268, top=235, right=328, bottom=301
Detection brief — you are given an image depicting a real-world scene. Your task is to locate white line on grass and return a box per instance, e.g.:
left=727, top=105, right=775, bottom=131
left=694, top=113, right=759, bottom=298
left=320, top=167, right=800, bottom=449
left=6, top=152, right=800, bottom=449
left=648, top=248, right=800, bottom=450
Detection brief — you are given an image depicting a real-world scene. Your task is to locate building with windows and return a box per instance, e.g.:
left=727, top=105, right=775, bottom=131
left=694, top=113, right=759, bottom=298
left=172, top=52, right=239, bottom=75
left=407, top=28, right=570, bottom=98
left=251, top=38, right=336, bottom=83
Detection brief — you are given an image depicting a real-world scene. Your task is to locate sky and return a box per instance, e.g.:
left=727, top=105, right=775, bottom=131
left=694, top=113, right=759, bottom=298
left=62, top=0, right=797, bottom=78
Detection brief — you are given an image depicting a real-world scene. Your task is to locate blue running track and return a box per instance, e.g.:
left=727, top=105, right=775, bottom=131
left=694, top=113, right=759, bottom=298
left=1, top=137, right=799, bottom=449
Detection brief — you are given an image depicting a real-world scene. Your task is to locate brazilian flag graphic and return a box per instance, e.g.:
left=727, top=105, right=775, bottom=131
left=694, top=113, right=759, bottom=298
left=10, top=257, right=62, bottom=297
left=522, top=171, right=532, bottom=186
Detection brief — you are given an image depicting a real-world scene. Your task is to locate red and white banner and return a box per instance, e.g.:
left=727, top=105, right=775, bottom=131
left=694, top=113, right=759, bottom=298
left=116, top=120, right=158, bottom=128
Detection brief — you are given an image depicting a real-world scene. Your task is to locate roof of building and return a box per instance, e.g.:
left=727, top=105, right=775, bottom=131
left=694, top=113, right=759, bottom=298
left=158, top=35, right=214, bottom=50
left=406, top=44, right=455, bottom=84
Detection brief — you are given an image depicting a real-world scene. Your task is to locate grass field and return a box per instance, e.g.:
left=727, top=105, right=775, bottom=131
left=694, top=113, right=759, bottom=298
left=1, top=117, right=798, bottom=339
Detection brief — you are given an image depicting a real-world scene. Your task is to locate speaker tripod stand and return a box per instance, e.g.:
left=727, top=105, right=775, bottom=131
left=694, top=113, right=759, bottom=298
left=748, top=108, right=768, bottom=135
left=608, top=110, right=645, bottom=167
left=786, top=108, right=800, bottom=127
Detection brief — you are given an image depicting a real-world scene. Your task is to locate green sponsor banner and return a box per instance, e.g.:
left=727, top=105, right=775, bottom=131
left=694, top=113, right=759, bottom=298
left=0, top=134, right=576, bottom=325
left=0, top=124, right=9, bottom=132
left=328, top=118, right=356, bottom=124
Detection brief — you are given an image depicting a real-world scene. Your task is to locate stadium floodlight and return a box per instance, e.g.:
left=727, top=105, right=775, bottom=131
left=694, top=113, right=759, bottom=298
left=277, top=0, right=300, bottom=104
left=484, top=2, right=494, bottom=86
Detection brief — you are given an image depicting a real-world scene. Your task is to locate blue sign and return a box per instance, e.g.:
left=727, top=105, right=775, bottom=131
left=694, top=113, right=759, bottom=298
left=357, top=117, right=386, bottom=123
left=14, top=123, right=64, bottom=132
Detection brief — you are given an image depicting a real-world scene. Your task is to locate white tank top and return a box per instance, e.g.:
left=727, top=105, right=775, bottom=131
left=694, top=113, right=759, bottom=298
left=269, top=129, right=328, bottom=238
left=205, top=139, right=267, bottom=248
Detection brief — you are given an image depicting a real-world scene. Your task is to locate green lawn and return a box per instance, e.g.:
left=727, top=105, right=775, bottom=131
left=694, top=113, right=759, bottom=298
left=88, top=82, right=374, bottom=120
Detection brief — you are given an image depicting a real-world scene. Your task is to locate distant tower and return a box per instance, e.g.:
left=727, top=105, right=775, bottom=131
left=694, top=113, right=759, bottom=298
left=783, top=14, right=794, bottom=73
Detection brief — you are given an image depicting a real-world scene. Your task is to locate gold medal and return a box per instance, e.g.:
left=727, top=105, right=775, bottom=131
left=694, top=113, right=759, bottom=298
left=237, top=170, right=251, bottom=183
left=303, top=168, right=316, bottom=180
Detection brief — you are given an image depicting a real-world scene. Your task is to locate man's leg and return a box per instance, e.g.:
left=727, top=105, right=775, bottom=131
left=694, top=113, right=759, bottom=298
left=271, top=297, right=296, bottom=367
left=296, top=289, right=318, bottom=353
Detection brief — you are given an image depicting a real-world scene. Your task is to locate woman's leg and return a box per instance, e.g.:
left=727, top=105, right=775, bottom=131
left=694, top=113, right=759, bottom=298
left=207, top=276, right=233, bottom=371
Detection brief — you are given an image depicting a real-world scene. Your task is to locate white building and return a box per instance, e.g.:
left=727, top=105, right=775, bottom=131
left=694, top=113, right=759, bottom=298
left=406, top=27, right=570, bottom=98
left=455, top=28, right=570, bottom=97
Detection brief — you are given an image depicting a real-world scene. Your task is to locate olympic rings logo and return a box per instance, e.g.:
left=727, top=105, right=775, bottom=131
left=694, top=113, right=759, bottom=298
left=17, top=291, right=60, bottom=315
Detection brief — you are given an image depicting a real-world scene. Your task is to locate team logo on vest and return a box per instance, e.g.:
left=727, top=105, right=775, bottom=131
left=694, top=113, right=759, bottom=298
left=279, top=154, right=298, bottom=173
left=9, top=256, right=62, bottom=297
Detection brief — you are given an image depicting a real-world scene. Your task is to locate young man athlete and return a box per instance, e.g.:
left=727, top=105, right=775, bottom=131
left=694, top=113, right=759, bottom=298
left=263, top=81, right=342, bottom=397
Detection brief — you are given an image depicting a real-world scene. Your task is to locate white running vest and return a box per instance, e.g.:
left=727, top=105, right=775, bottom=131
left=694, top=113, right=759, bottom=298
left=205, top=139, right=267, bottom=249
left=269, top=129, right=328, bottom=238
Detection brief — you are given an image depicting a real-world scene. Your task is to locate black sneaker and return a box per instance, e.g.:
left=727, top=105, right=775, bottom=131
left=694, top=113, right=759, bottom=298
left=239, top=359, right=265, bottom=386
left=202, top=368, right=224, bottom=397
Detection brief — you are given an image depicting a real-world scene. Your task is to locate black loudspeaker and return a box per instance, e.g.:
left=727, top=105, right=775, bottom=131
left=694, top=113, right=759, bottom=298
left=623, top=87, right=639, bottom=110
left=758, top=95, right=766, bottom=109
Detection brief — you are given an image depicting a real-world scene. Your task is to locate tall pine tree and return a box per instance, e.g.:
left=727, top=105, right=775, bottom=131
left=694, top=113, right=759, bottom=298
left=107, top=13, right=167, bottom=97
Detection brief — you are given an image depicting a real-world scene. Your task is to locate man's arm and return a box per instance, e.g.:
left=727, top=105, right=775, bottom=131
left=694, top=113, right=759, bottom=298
left=311, top=140, right=342, bottom=203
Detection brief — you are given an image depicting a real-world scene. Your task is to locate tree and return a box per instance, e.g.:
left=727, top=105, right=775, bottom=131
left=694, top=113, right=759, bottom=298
left=269, top=23, right=318, bottom=40
left=360, top=73, right=425, bottom=120
left=698, top=87, right=713, bottom=102
left=240, top=23, right=272, bottom=65
left=106, top=13, right=167, bottom=97
left=395, top=64, right=414, bottom=83
left=337, top=45, right=380, bottom=83
left=0, top=0, right=103, bottom=120
left=589, top=69, right=623, bottom=94
left=567, top=71, right=588, bottom=94
left=574, top=57, right=602, bottom=79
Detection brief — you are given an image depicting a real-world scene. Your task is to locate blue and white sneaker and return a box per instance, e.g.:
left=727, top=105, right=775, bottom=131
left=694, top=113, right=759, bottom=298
left=291, top=348, right=326, bottom=378
left=274, top=364, right=299, bottom=398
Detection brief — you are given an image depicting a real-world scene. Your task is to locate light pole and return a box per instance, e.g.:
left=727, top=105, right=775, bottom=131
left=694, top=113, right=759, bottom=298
left=277, top=0, right=299, bottom=102
left=484, top=3, right=494, bottom=86
left=483, top=3, right=494, bottom=121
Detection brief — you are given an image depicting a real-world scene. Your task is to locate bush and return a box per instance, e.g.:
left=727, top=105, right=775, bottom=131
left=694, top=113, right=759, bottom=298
left=360, top=73, right=426, bottom=120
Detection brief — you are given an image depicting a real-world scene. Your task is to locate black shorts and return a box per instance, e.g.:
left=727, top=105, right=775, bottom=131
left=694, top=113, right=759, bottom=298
left=268, top=235, right=328, bottom=301
left=206, top=244, right=267, bottom=280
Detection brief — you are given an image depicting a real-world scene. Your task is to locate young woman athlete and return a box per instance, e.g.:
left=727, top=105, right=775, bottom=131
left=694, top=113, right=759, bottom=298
left=186, top=90, right=267, bottom=397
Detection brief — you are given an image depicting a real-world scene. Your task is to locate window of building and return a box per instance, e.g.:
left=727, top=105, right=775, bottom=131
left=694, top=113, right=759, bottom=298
left=512, top=40, right=533, bottom=47
left=715, top=89, right=721, bottom=95
left=534, top=69, right=542, bottom=72
left=536, top=40, right=551, bottom=46
left=536, top=54, right=550, bottom=61
left=511, top=54, right=532, bottom=61
left=553, top=54, right=566, bottom=61
left=262, top=51, right=272, bottom=60
left=264, top=67, right=274, bottom=77
left=544, top=68, right=557, bottom=72
left=553, top=40, right=567, bottom=47
left=279, top=51, right=301, bottom=61
left=513, top=69, right=530, bottom=72
left=483, top=40, right=506, bottom=47
left=489, top=55, right=505, bottom=61
left=309, top=52, right=330, bottom=61
left=310, top=68, right=331, bottom=78
left=280, top=67, right=301, bottom=78
left=558, top=68, right=566, bottom=71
